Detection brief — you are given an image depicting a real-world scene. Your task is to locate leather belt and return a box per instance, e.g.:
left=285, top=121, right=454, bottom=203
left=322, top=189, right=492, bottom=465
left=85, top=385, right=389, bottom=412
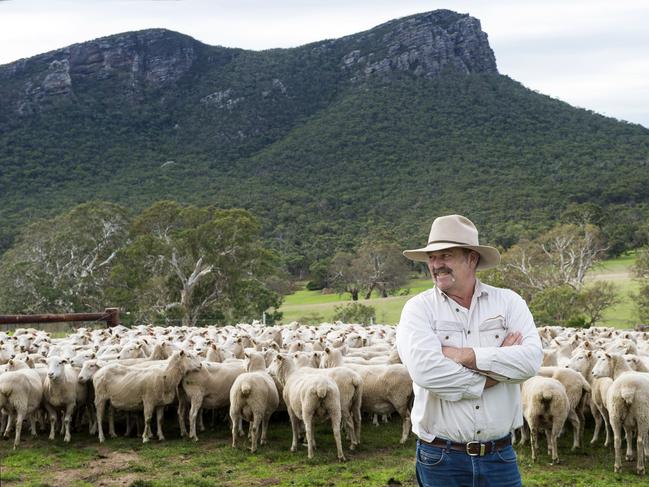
left=420, top=434, right=512, bottom=457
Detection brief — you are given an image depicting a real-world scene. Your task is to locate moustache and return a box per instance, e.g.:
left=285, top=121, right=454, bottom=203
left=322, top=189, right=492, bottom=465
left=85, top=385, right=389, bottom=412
left=433, top=267, right=453, bottom=277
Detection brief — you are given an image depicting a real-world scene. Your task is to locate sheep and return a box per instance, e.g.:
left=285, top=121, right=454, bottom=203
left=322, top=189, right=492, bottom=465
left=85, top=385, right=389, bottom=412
left=521, top=376, right=570, bottom=464
left=537, top=366, right=591, bottom=450
left=0, top=366, right=43, bottom=448
left=179, top=359, right=246, bottom=441
left=229, top=351, right=279, bottom=452
left=292, top=350, right=363, bottom=450
left=43, top=356, right=83, bottom=443
left=93, top=350, right=201, bottom=443
left=606, top=372, right=649, bottom=474
left=269, top=353, right=346, bottom=461
left=321, top=346, right=413, bottom=444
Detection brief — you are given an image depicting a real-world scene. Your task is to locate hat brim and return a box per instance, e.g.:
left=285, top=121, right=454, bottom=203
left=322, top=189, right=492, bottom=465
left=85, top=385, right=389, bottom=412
left=402, top=243, right=500, bottom=271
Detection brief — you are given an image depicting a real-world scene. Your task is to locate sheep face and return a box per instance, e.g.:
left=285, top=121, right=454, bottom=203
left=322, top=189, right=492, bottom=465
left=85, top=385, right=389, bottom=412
left=47, top=356, right=69, bottom=380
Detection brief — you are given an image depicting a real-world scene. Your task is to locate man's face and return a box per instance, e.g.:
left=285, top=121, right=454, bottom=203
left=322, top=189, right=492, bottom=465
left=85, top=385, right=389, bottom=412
left=427, top=248, right=477, bottom=293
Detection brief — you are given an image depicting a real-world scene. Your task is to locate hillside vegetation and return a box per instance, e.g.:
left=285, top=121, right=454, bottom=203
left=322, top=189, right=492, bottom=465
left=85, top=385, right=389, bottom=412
left=0, top=11, right=648, bottom=275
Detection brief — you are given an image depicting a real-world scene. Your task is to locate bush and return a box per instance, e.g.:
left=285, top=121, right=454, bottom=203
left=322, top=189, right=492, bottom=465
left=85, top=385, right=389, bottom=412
left=332, top=302, right=376, bottom=324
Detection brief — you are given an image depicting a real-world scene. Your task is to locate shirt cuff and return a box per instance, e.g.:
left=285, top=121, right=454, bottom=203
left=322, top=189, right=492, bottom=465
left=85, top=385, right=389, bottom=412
left=463, top=371, right=487, bottom=400
left=473, top=347, right=496, bottom=373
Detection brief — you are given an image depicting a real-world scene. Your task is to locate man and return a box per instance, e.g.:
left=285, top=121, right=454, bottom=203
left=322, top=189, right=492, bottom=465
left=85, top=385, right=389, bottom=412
left=396, top=214, right=543, bottom=487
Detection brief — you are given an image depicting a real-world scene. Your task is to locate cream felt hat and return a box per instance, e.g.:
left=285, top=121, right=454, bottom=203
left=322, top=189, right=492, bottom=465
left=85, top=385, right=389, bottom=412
left=403, top=214, right=500, bottom=270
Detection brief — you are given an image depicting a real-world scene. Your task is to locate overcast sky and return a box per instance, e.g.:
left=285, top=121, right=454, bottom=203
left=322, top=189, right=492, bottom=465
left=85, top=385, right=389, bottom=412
left=1, top=0, right=648, bottom=127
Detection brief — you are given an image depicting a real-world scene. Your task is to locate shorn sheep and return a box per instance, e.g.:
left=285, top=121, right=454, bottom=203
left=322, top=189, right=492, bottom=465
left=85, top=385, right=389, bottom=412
left=93, top=350, right=201, bottom=443
left=0, top=365, right=43, bottom=448
left=270, top=353, right=346, bottom=461
left=229, top=351, right=279, bottom=452
left=521, top=376, right=570, bottom=464
left=43, top=356, right=80, bottom=443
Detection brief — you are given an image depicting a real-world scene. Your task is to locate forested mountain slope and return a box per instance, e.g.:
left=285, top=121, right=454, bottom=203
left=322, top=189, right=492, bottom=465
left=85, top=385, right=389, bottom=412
left=1, top=9, right=648, bottom=274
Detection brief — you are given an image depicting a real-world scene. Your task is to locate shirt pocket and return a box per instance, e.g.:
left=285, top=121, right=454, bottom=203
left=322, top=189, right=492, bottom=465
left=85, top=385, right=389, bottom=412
left=479, top=315, right=507, bottom=347
left=434, top=320, right=464, bottom=348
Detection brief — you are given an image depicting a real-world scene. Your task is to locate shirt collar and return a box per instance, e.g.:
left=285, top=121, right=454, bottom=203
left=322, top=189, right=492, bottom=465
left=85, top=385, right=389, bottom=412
left=434, top=278, right=489, bottom=301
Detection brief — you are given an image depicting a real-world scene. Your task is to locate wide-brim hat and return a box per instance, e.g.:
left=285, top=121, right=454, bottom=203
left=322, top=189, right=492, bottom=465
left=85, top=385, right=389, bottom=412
left=403, top=214, right=500, bottom=270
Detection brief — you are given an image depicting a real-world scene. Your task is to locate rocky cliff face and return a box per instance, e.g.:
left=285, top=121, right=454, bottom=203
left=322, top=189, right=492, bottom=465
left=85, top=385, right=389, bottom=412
left=0, top=29, right=201, bottom=114
left=0, top=10, right=496, bottom=116
left=337, top=10, right=497, bottom=81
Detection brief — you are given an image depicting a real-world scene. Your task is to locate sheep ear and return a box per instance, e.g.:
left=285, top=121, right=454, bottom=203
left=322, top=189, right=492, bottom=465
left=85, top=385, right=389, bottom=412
left=91, top=353, right=96, bottom=359
left=586, top=351, right=592, bottom=357
left=605, top=353, right=611, bottom=358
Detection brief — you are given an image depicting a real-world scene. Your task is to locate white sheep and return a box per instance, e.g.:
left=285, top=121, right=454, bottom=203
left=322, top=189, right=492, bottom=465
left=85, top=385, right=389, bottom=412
left=321, top=347, right=413, bottom=444
left=537, top=366, right=591, bottom=450
left=93, top=350, right=201, bottom=443
left=0, top=366, right=43, bottom=448
left=229, top=351, right=279, bottom=452
left=606, top=372, right=649, bottom=475
left=269, top=353, right=346, bottom=461
left=521, top=376, right=570, bottom=464
left=43, top=356, right=81, bottom=442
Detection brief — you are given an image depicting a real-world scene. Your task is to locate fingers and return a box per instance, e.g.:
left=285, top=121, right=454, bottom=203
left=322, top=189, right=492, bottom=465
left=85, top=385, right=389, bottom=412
left=501, top=331, right=523, bottom=347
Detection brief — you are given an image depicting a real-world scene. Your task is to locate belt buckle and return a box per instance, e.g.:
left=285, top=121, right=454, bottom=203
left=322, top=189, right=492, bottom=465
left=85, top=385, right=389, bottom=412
left=466, top=441, right=485, bottom=456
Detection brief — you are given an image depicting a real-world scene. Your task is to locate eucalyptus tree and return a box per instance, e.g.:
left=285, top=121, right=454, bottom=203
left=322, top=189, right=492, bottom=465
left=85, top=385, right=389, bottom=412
left=109, top=200, right=282, bottom=326
left=0, top=201, right=130, bottom=313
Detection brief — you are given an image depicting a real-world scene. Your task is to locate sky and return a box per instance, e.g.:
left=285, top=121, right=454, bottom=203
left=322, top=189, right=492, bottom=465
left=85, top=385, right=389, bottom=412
left=1, top=0, right=648, bottom=127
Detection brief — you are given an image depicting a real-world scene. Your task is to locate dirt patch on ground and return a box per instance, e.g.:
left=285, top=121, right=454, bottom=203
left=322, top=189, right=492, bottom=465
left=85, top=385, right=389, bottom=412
left=47, top=447, right=142, bottom=487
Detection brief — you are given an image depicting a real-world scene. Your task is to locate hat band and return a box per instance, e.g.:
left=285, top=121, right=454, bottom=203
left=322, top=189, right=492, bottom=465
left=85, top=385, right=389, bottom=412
left=427, top=240, right=476, bottom=246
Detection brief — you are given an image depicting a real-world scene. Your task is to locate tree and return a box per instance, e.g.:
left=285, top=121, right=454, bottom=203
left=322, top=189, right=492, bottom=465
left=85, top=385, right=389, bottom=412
left=109, top=201, right=283, bottom=326
left=578, top=281, right=620, bottom=327
left=328, top=252, right=363, bottom=301
left=332, top=302, right=376, bottom=324
left=354, top=240, right=410, bottom=299
left=0, top=201, right=130, bottom=313
left=497, top=223, right=608, bottom=301
left=529, top=285, right=584, bottom=327
left=631, top=247, right=649, bottom=323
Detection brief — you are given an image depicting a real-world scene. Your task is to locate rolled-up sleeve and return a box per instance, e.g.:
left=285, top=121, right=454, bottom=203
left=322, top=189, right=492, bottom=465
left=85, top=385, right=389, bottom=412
left=397, top=297, right=486, bottom=401
left=473, top=292, right=543, bottom=383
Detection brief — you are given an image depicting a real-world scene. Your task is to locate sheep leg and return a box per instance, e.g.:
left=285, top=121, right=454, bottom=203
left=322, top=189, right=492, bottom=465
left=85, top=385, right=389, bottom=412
left=189, top=400, right=201, bottom=441
left=519, top=422, right=529, bottom=446
left=611, top=416, right=623, bottom=473
left=329, top=408, right=346, bottom=462
left=602, top=408, right=612, bottom=447
left=13, top=412, right=24, bottom=449
left=341, top=409, right=356, bottom=450
left=95, top=399, right=107, bottom=443
left=124, top=413, right=133, bottom=437
left=108, top=407, right=117, bottom=438
left=303, top=411, right=316, bottom=459
left=372, top=413, right=379, bottom=426
left=567, top=409, right=580, bottom=450
left=45, top=403, right=57, bottom=440
left=230, top=412, right=239, bottom=448
left=551, top=424, right=562, bottom=464
left=29, top=414, right=38, bottom=437
left=398, top=406, right=411, bottom=444
left=250, top=414, right=262, bottom=453
left=287, top=406, right=300, bottom=453
left=545, top=428, right=552, bottom=457
left=590, top=402, right=603, bottom=444
left=625, top=425, right=635, bottom=461
left=636, top=424, right=645, bottom=476
left=156, top=407, right=165, bottom=441
left=63, top=403, right=75, bottom=443
left=529, top=425, right=538, bottom=462
left=142, top=403, right=154, bottom=443
left=3, top=414, right=14, bottom=437
left=260, top=412, right=271, bottom=446
left=198, top=408, right=205, bottom=432
left=177, top=399, right=187, bottom=438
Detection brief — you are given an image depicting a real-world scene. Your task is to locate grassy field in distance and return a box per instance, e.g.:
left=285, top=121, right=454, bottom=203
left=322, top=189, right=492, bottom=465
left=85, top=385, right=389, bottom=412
left=277, top=252, right=640, bottom=328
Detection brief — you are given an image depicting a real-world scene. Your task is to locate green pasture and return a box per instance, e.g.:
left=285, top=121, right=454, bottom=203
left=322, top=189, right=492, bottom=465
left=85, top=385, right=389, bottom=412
left=277, top=253, right=641, bottom=328
left=0, top=415, right=647, bottom=486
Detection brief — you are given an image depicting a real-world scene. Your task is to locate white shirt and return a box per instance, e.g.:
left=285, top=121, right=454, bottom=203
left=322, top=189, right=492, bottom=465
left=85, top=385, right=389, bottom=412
left=396, top=279, right=543, bottom=443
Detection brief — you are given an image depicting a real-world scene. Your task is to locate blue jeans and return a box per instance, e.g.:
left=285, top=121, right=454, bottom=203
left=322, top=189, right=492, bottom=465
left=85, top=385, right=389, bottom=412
left=415, top=439, right=522, bottom=487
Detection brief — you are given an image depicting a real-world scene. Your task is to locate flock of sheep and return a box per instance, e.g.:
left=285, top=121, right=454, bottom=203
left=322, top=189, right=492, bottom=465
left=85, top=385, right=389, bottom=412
left=1, top=322, right=648, bottom=476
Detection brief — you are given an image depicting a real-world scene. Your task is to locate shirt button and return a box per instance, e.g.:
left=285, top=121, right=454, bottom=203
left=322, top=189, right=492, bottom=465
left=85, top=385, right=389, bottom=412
left=477, top=430, right=481, bottom=434
left=455, top=308, right=460, bottom=312
left=475, top=405, right=480, bottom=409
left=467, top=330, right=471, bottom=334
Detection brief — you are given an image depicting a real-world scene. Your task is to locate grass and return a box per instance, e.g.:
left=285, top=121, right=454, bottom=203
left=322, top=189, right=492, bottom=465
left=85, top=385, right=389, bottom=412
left=277, top=253, right=640, bottom=328
left=1, top=415, right=648, bottom=486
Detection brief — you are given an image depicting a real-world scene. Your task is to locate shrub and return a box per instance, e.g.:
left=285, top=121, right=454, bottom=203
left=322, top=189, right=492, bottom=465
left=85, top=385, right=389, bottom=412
left=332, top=302, right=376, bottom=324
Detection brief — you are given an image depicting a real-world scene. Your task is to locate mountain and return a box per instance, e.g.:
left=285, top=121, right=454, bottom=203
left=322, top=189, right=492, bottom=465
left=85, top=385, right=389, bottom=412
left=1, top=10, right=648, bottom=275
